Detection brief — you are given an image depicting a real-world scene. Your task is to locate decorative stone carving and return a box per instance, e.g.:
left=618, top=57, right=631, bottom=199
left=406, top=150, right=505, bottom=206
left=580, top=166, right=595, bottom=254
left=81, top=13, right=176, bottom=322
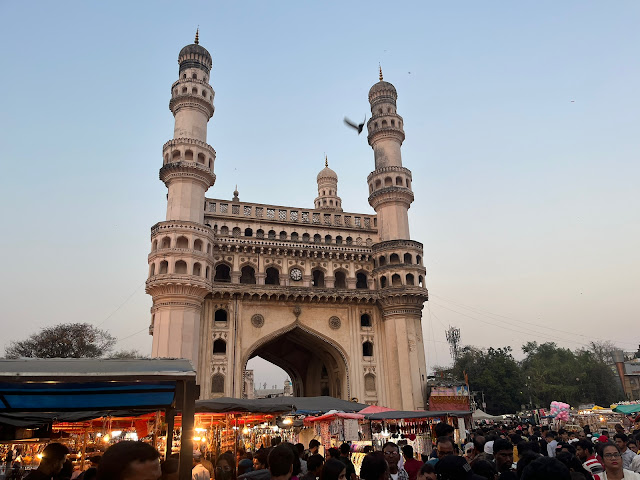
left=251, top=314, right=264, bottom=328
left=329, top=316, right=341, bottom=330
left=293, top=305, right=302, bottom=318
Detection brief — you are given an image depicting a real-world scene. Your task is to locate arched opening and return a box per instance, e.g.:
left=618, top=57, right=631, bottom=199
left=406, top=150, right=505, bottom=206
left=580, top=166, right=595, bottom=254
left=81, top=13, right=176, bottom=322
left=161, top=236, right=171, bottom=249
left=392, top=273, right=402, bottom=286
left=211, top=374, right=225, bottom=395
left=214, top=264, right=231, bottom=282
left=313, top=234, right=321, bottom=244
left=232, top=227, right=241, bottom=237
left=325, top=235, right=332, bottom=244
left=245, top=357, right=290, bottom=398
left=245, top=326, right=348, bottom=398
left=279, top=231, right=287, bottom=240
left=268, top=230, right=276, bottom=239
left=335, top=236, right=343, bottom=245
left=174, top=260, right=187, bottom=274
left=213, top=339, right=227, bottom=355
left=176, top=236, right=188, bottom=249
left=149, top=263, right=155, bottom=277
left=265, top=267, right=280, bottom=285
left=363, top=341, right=374, bottom=357
left=384, top=177, right=392, bottom=187
left=220, top=226, right=229, bottom=236
left=390, top=253, right=400, bottom=264
left=197, top=152, right=205, bottom=164
left=152, top=240, right=158, bottom=251
left=205, top=266, right=210, bottom=279
left=364, top=373, right=376, bottom=393
left=244, top=228, right=253, bottom=237
left=193, top=262, right=202, bottom=276
left=406, top=273, right=415, bottom=285
left=356, top=272, right=368, bottom=289
left=346, top=237, right=353, bottom=245
left=193, top=239, right=203, bottom=251
left=302, top=233, right=310, bottom=242
left=185, top=150, right=194, bottom=161
left=334, top=271, right=347, bottom=289
left=419, top=275, right=424, bottom=287
left=375, top=179, right=382, bottom=189
left=172, top=150, right=181, bottom=161
left=380, top=276, right=387, bottom=288
left=360, top=314, right=371, bottom=328
left=312, top=269, right=325, bottom=287
left=396, top=176, right=403, bottom=185
left=416, top=255, right=421, bottom=265
left=214, top=309, right=227, bottom=323
left=206, top=243, right=211, bottom=254
left=240, top=265, right=256, bottom=284
left=256, top=229, right=264, bottom=238
left=291, top=232, right=299, bottom=241
left=379, top=255, right=386, bottom=266
left=404, top=253, right=412, bottom=264
left=159, top=261, right=168, bottom=274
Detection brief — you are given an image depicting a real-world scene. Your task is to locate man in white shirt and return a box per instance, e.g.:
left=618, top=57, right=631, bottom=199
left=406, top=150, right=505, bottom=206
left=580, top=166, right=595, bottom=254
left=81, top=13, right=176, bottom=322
left=192, top=451, right=210, bottom=480
left=545, top=431, right=558, bottom=458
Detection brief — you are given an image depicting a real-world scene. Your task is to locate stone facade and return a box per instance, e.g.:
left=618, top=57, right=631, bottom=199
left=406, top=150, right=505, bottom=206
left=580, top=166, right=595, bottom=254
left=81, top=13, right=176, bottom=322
left=147, top=38, right=429, bottom=409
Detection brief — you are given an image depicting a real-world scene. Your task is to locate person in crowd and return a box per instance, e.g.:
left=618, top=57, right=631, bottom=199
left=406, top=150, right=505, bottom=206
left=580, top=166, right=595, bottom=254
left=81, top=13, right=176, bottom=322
left=434, top=455, right=486, bottom=480
left=201, top=453, right=215, bottom=479
left=558, top=430, right=569, bottom=443
left=309, top=440, right=321, bottom=457
left=96, top=441, right=161, bottom=480
left=435, top=437, right=456, bottom=462
left=320, top=459, right=347, bottom=480
left=241, top=448, right=271, bottom=480
left=271, top=437, right=283, bottom=447
left=382, top=442, right=408, bottom=480
left=463, top=443, right=476, bottom=463
left=338, top=444, right=356, bottom=480
left=597, top=443, right=640, bottom=480
left=616, top=425, right=626, bottom=436
left=238, top=458, right=254, bottom=477
left=628, top=440, right=638, bottom=455
left=434, top=423, right=455, bottom=440
left=269, top=444, right=295, bottom=480
left=471, top=436, right=488, bottom=464
left=25, top=443, right=70, bottom=480
left=471, top=459, right=496, bottom=480
left=54, top=460, right=74, bottom=480
left=301, top=455, right=324, bottom=480
left=192, top=450, right=210, bottom=480
left=416, top=463, right=435, bottom=480
left=160, top=458, right=179, bottom=480
left=296, top=444, right=308, bottom=476
left=575, top=439, right=603, bottom=475
left=516, top=452, right=541, bottom=479
left=328, top=449, right=340, bottom=460
left=492, top=439, right=514, bottom=476
left=555, top=452, right=590, bottom=480
left=360, top=452, right=389, bottom=480
left=215, top=452, right=236, bottom=480
left=614, top=434, right=637, bottom=470
left=76, top=455, right=101, bottom=480
left=401, top=445, right=423, bottom=480
left=546, top=431, right=559, bottom=458
left=521, top=457, right=571, bottom=480
left=282, top=443, right=302, bottom=480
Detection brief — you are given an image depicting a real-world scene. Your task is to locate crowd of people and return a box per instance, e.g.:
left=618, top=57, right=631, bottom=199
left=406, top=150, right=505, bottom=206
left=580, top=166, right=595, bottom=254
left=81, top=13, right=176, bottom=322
left=12, top=418, right=640, bottom=480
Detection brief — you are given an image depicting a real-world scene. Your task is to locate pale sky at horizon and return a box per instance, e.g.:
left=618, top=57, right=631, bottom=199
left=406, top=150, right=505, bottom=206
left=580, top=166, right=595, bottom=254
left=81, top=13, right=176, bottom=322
left=0, top=1, right=638, bottom=388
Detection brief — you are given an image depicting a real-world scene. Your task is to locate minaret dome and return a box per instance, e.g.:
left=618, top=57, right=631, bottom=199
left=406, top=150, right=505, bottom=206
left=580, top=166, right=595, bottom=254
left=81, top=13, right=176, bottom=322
left=314, top=156, right=342, bottom=211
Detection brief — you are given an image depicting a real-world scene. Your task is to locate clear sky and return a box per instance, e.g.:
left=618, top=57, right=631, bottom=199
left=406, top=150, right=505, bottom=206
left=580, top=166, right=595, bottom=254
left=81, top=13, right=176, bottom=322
left=0, top=1, right=638, bottom=388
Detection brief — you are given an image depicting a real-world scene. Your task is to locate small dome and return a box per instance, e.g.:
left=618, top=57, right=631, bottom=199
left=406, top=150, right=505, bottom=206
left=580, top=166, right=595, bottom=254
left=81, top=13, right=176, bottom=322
left=317, top=166, right=338, bottom=182
left=178, top=43, right=212, bottom=65
left=369, top=80, right=397, bottom=98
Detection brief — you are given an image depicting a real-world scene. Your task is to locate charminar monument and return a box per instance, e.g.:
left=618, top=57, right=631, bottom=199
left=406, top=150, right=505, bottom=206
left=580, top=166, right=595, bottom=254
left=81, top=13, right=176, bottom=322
left=146, top=33, right=429, bottom=409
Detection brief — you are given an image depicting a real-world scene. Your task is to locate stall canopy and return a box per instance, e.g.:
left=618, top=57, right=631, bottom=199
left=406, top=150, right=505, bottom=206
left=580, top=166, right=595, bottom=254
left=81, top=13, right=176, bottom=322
left=304, top=411, right=365, bottom=424
left=196, top=396, right=367, bottom=415
left=358, top=405, right=394, bottom=415
left=472, top=409, right=503, bottom=421
left=612, top=404, right=640, bottom=415
left=366, top=410, right=471, bottom=420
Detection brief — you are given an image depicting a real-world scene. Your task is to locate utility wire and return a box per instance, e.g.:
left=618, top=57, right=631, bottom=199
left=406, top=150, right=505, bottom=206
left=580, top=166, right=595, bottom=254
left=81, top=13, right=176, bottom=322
left=96, top=282, right=146, bottom=328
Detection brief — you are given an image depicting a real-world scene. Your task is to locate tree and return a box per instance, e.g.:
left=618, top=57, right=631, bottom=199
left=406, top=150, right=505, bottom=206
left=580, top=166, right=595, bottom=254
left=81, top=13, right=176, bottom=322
left=108, top=349, right=147, bottom=359
left=5, top=323, right=116, bottom=358
left=449, top=345, right=524, bottom=415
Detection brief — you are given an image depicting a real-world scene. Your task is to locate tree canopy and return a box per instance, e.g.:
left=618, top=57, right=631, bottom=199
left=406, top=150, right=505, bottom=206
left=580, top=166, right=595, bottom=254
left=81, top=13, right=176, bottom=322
left=435, top=341, right=622, bottom=415
left=5, top=323, right=116, bottom=358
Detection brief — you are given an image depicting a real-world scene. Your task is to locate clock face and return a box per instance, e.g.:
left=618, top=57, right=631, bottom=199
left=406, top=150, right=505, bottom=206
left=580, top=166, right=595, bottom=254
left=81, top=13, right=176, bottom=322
left=290, top=268, right=302, bottom=281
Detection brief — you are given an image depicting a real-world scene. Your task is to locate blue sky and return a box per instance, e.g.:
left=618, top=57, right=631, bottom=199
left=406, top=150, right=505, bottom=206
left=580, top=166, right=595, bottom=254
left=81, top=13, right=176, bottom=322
left=0, top=1, right=638, bottom=387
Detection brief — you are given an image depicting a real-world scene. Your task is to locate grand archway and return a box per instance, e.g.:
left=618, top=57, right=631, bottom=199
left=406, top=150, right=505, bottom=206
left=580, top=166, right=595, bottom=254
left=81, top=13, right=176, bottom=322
left=244, top=326, right=349, bottom=399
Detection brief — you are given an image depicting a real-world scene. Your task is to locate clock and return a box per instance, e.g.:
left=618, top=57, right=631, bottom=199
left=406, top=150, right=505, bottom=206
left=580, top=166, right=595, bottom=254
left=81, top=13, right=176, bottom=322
left=290, top=268, right=302, bottom=281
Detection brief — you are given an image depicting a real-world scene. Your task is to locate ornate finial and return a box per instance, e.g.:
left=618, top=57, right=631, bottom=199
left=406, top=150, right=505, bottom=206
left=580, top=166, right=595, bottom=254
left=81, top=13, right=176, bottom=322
left=232, top=184, right=239, bottom=202
left=325, top=154, right=328, bottom=168
left=379, top=64, right=383, bottom=81
left=195, top=28, right=199, bottom=45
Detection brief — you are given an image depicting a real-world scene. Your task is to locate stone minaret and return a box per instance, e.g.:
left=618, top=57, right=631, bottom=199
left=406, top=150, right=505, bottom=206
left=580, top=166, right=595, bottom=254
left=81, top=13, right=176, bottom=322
left=314, top=156, right=343, bottom=211
left=367, top=68, right=429, bottom=409
left=147, top=31, right=216, bottom=372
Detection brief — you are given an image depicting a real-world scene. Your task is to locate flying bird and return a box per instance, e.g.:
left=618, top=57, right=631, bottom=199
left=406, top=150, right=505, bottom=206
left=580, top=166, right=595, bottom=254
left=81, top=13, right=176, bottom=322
left=344, top=116, right=366, bottom=135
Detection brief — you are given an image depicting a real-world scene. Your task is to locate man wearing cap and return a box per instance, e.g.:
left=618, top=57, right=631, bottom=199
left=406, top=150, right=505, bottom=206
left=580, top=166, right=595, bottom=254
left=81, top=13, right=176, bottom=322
left=193, top=450, right=210, bottom=480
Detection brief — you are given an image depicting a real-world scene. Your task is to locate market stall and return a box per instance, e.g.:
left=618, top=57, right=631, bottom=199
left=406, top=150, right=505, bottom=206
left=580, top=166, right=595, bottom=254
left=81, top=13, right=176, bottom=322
left=0, top=358, right=197, bottom=480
